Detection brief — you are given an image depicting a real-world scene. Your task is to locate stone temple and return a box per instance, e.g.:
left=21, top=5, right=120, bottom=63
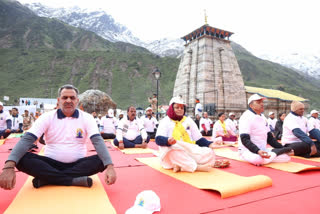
left=173, top=24, right=247, bottom=117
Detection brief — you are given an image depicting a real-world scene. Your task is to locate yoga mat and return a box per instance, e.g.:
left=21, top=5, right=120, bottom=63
left=111, top=141, right=157, bottom=154
left=4, top=175, right=116, bottom=214
left=0, top=139, right=5, bottom=146
left=214, top=148, right=320, bottom=173
left=7, top=133, right=23, bottom=139
left=137, top=157, right=272, bottom=198
left=293, top=156, right=320, bottom=163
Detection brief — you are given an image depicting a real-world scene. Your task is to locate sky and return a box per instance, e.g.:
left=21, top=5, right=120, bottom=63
left=18, top=0, right=320, bottom=56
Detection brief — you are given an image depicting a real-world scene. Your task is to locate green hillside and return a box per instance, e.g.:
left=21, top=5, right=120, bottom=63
left=0, top=0, right=319, bottom=110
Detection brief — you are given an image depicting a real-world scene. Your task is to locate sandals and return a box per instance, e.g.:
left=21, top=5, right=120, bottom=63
left=214, top=159, right=230, bottom=168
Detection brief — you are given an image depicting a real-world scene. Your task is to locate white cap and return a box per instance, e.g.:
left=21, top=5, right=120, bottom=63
left=310, top=110, right=319, bottom=115
left=108, top=109, right=114, bottom=117
left=169, top=96, right=185, bottom=105
left=269, top=112, right=274, bottom=116
left=248, top=94, right=266, bottom=105
left=0, top=102, right=3, bottom=106
left=125, top=190, right=161, bottom=214
left=119, top=110, right=124, bottom=115
left=229, top=112, right=235, bottom=116
left=145, top=107, right=152, bottom=112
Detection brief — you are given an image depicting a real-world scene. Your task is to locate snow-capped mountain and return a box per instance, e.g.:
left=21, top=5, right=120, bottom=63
left=259, top=52, right=320, bottom=79
left=25, top=2, right=184, bottom=57
left=25, top=3, right=320, bottom=78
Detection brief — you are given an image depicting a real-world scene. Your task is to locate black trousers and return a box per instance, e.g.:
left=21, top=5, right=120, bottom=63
left=284, top=141, right=320, bottom=158
left=201, top=130, right=212, bottom=136
left=16, top=152, right=105, bottom=186
left=101, top=133, right=116, bottom=139
left=147, top=131, right=156, bottom=139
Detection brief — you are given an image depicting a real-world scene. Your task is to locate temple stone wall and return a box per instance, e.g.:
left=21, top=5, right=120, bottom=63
left=173, top=35, right=247, bottom=118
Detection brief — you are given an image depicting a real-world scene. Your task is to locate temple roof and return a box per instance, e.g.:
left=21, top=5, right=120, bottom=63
left=181, top=24, right=234, bottom=42
left=245, top=86, right=308, bottom=102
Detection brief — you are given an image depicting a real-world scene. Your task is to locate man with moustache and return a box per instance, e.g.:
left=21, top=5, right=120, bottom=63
left=0, top=84, right=116, bottom=190
left=114, top=106, right=150, bottom=149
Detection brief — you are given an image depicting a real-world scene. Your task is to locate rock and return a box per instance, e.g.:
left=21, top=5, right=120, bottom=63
left=79, top=89, right=117, bottom=115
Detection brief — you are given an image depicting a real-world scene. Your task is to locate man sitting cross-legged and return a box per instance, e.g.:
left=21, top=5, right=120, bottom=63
left=238, top=94, right=293, bottom=166
left=113, top=106, right=150, bottom=150
left=0, top=84, right=116, bottom=189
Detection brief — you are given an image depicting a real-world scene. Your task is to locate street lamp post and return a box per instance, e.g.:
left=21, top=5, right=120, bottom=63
left=152, top=67, right=161, bottom=120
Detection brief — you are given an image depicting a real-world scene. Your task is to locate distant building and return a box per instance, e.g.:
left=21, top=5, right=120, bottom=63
left=245, top=86, right=309, bottom=116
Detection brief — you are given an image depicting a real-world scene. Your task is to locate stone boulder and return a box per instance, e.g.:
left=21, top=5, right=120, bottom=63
left=79, top=89, right=117, bottom=115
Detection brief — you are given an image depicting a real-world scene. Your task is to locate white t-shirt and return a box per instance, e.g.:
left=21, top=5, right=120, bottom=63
left=142, top=116, right=158, bottom=132
left=239, top=110, right=270, bottom=152
left=28, top=109, right=99, bottom=163
left=10, top=115, right=23, bottom=130
left=0, top=111, right=10, bottom=130
left=212, top=120, right=234, bottom=138
left=156, top=116, right=202, bottom=141
left=308, top=117, right=320, bottom=130
left=116, top=117, right=147, bottom=141
left=100, top=116, right=118, bottom=134
left=267, top=118, right=277, bottom=131
left=156, top=116, right=203, bottom=160
left=282, top=112, right=311, bottom=145
left=225, top=118, right=238, bottom=134
left=199, top=117, right=213, bottom=132
left=195, top=103, right=203, bottom=117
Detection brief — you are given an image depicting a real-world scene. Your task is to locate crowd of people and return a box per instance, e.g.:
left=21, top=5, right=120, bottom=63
left=0, top=84, right=320, bottom=191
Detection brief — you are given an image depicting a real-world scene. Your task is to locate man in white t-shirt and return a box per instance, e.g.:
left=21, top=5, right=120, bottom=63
left=100, top=109, right=118, bottom=139
left=238, top=94, right=292, bottom=166
left=282, top=101, right=320, bottom=158
left=114, top=106, right=150, bottom=149
left=91, top=111, right=100, bottom=128
left=308, top=110, right=320, bottom=130
left=199, top=112, right=213, bottom=136
left=142, top=107, right=158, bottom=139
left=0, top=102, right=12, bottom=139
left=0, top=84, right=116, bottom=190
left=194, top=98, right=203, bottom=118
left=225, top=112, right=238, bottom=134
left=9, top=107, right=23, bottom=133
left=267, top=112, right=277, bottom=133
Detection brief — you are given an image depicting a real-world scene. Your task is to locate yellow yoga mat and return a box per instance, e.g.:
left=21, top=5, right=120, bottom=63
left=0, top=139, right=5, bottom=146
left=4, top=175, right=116, bottom=214
left=214, top=148, right=320, bottom=173
left=137, top=157, right=272, bottom=198
left=111, top=141, right=156, bottom=154
left=293, top=156, right=320, bottom=163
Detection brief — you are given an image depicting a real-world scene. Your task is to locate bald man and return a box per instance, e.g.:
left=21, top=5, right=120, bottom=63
left=282, top=101, right=320, bottom=157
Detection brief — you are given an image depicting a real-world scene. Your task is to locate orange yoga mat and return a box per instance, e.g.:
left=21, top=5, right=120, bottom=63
left=137, top=157, right=272, bottom=198
left=214, top=148, right=320, bottom=173
left=4, top=175, right=116, bottom=214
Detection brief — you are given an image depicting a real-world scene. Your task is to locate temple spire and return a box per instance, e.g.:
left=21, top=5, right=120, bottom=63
left=204, top=9, right=208, bottom=25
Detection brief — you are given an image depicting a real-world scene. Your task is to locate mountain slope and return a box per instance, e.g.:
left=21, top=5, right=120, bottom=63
left=1, top=0, right=319, bottom=110
left=0, top=0, right=178, bottom=108
left=231, top=42, right=320, bottom=108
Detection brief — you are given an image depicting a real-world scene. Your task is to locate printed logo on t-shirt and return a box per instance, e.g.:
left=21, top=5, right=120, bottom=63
left=76, top=128, right=83, bottom=138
